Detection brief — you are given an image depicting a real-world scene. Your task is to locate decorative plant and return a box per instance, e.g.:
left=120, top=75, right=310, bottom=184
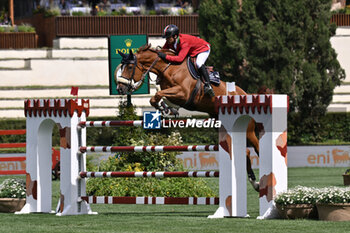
left=72, top=11, right=85, bottom=16
left=275, top=186, right=318, bottom=206
left=0, top=178, right=26, bottom=198
left=0, top=24, right=35, bottom=33
left=17, top=24, right=35, bottom=33
left=33, top=6, right=60, bottom=17
left=316, top=187, right=350, bottom=204
left=344, top=168, right=350, bottom=175
left=160, top=8, right=170, bottom=15
left=275, top=186, right=350, bottom=206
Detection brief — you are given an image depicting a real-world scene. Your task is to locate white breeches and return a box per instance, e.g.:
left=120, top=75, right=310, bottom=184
left=196, top=49, right=210, bottom=68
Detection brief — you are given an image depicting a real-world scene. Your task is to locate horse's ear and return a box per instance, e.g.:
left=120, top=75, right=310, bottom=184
left=118, top=50, right=127, bottom=58
left=127, top=49, right=134, bottom=60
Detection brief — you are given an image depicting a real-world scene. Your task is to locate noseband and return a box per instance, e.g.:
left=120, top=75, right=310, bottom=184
left=117, top=55, right=160, bottom=93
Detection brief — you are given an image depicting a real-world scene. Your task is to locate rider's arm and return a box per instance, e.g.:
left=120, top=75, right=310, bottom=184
left=165, top=42, right=190, bottom=63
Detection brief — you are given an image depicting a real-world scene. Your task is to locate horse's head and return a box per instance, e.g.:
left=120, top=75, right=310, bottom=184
left=115, top=44, right=158, bottom=95
left=114, top=49, right=141, bottom=95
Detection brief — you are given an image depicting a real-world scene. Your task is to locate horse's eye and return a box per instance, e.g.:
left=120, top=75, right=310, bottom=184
left=128, top=66, right=133, bottom=71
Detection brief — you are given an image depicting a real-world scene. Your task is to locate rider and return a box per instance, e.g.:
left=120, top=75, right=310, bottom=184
left=157, top=24, right=215, bottom=97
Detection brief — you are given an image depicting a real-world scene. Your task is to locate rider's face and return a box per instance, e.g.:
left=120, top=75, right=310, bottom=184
left=166, top=36, right=176, bottom=44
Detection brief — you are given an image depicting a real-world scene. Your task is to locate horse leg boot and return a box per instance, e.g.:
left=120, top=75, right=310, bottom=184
left=199, top=65, right=215, bottom=97
left=246, top=148, right=259, bottom=192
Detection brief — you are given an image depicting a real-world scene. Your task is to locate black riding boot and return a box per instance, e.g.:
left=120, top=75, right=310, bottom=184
left=199, top=65, right=215, bottom=97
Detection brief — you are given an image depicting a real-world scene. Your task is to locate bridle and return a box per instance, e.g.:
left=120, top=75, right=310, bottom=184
left=116, top=54, right=160, bottom=93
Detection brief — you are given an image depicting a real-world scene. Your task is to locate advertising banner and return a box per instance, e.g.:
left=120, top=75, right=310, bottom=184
left=108, top=35, right=149, bottom=95
left=177, top=146, right=350, bottom=170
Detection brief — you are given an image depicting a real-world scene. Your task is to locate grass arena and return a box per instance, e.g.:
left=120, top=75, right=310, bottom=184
left=0, top=168, right=349, bottom=233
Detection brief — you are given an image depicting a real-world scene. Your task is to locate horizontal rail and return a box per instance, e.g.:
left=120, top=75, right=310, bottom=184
left=0, top=157, right=26, bottom=162
left=79, top=145, right=219, bottom=153
left=79, top=171, right=219, bottom=178
left=0, top=170, right=26, bottom=175
left=0, top=130, right=26, bottom=135
left=79, top=120, right=144, bottom=127
left=80, top=196, right=219, bottom=205
left=0, top=143, right=26, bottom=148
left=78, top=119, right=210, bottom=127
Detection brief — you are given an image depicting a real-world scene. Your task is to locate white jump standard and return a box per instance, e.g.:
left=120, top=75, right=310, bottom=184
left=18, top=95, right=288, bottom=218
left=212, top=94, right=288, bottom=218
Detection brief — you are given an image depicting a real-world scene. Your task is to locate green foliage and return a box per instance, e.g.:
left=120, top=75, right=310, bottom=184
left=160, top=8, right=170, bottom=15
left=0, top=24, right=35, bottom=33
left=33, top=6, right=60, bottom=17
left=86, top=177, right=216, bottom=197
left=17, top=24, right=36, bottom=33
left=148, top=10, right=157, bottom=15
left=199, top=0, right=345, bottom=132
left=72, top=11, right=85, bottom=16
left=110, top=7, right=131, bottom=16
left=97, top=11, right=108, bottom=16
left=0, top=178, right=26, bottom=198
left=288, top=112, right=350, bottom=145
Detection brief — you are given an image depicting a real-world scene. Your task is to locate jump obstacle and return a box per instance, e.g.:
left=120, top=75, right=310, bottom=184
left=18, top=94, right=288, bottom=218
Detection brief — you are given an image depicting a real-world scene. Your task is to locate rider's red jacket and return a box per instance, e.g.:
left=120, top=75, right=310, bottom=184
left=162, top=34, right=210, bottom=63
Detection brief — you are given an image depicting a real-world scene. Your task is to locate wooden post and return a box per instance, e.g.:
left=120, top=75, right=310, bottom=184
left=8, top=0, right=14, bottom=26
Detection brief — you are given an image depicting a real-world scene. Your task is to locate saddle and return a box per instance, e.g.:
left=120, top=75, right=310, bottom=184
left=187, top=57, right=221, bottom=86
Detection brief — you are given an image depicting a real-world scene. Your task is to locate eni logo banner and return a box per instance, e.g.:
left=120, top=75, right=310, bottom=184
left=177, top=146, right=350, bottom=170
left=108, top=35, right=149, bottom=95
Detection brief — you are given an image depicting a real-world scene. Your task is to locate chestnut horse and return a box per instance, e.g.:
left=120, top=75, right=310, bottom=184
left=116, top=44, right=260, bottom=191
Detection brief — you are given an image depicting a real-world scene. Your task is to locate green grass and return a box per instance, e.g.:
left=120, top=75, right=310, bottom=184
left=1, top=168, right=350, bottom=233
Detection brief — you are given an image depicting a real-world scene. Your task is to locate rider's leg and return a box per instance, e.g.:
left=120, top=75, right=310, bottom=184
left=196, top=50, right=215, bottom=97
left=199, top=65, right=215, bottom=97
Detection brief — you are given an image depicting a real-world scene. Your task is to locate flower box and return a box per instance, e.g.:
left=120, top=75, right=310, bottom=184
left=275, top=186, right=350, bottom=221
left=0, top=178, right=26, bottom=213
left=343, top=174, right=350, bottom=186
left=317, top=203, right=350, bottom=221
left=276, top=203, right=318, bottom=219
left=0, top=32, right=38, bottom=49
left=0, top=198, right=26, bottom=213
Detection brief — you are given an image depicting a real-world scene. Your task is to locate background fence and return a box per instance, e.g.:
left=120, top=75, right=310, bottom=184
left=9, top=14, right=350, bottom=48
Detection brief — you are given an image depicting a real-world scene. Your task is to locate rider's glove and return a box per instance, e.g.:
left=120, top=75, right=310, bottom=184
left=158, top=52, right=167, bottom=60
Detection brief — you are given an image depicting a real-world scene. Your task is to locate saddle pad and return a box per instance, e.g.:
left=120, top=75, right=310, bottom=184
left=187, top=57, right=221, bottom=86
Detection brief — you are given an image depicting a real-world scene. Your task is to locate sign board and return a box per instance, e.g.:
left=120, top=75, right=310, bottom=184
left=177, top=146, right=350, bottom=170
left=108, top=35, right=149, bottom=95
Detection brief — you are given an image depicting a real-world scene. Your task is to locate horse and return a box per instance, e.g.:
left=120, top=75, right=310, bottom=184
left=115, top=44, right=260, bottom=191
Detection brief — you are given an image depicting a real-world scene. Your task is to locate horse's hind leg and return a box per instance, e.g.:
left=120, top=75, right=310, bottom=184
left=247, top=119, right=259, bottom=155
left=247, top=119, right=260, bottom=192
left=246, top=149, right=259, bottom=192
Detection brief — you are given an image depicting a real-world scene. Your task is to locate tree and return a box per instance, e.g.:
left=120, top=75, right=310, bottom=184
left=199, top=0, right=345, bottom=139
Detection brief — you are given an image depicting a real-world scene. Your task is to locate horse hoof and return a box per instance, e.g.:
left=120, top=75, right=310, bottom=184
left=170, top=108, right=179, bottom=117
left=249, top=178, right=259, bottom=192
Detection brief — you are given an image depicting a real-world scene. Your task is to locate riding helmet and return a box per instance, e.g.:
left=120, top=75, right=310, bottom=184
left=162, top=24, right=179, bottom=38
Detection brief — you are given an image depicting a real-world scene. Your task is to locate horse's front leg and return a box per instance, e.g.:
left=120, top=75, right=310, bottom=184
left=150, top=86, right=185, bottom=115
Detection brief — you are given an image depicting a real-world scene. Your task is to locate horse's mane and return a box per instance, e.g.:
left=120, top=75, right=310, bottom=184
left=138, top=44, right=176, bottom=55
